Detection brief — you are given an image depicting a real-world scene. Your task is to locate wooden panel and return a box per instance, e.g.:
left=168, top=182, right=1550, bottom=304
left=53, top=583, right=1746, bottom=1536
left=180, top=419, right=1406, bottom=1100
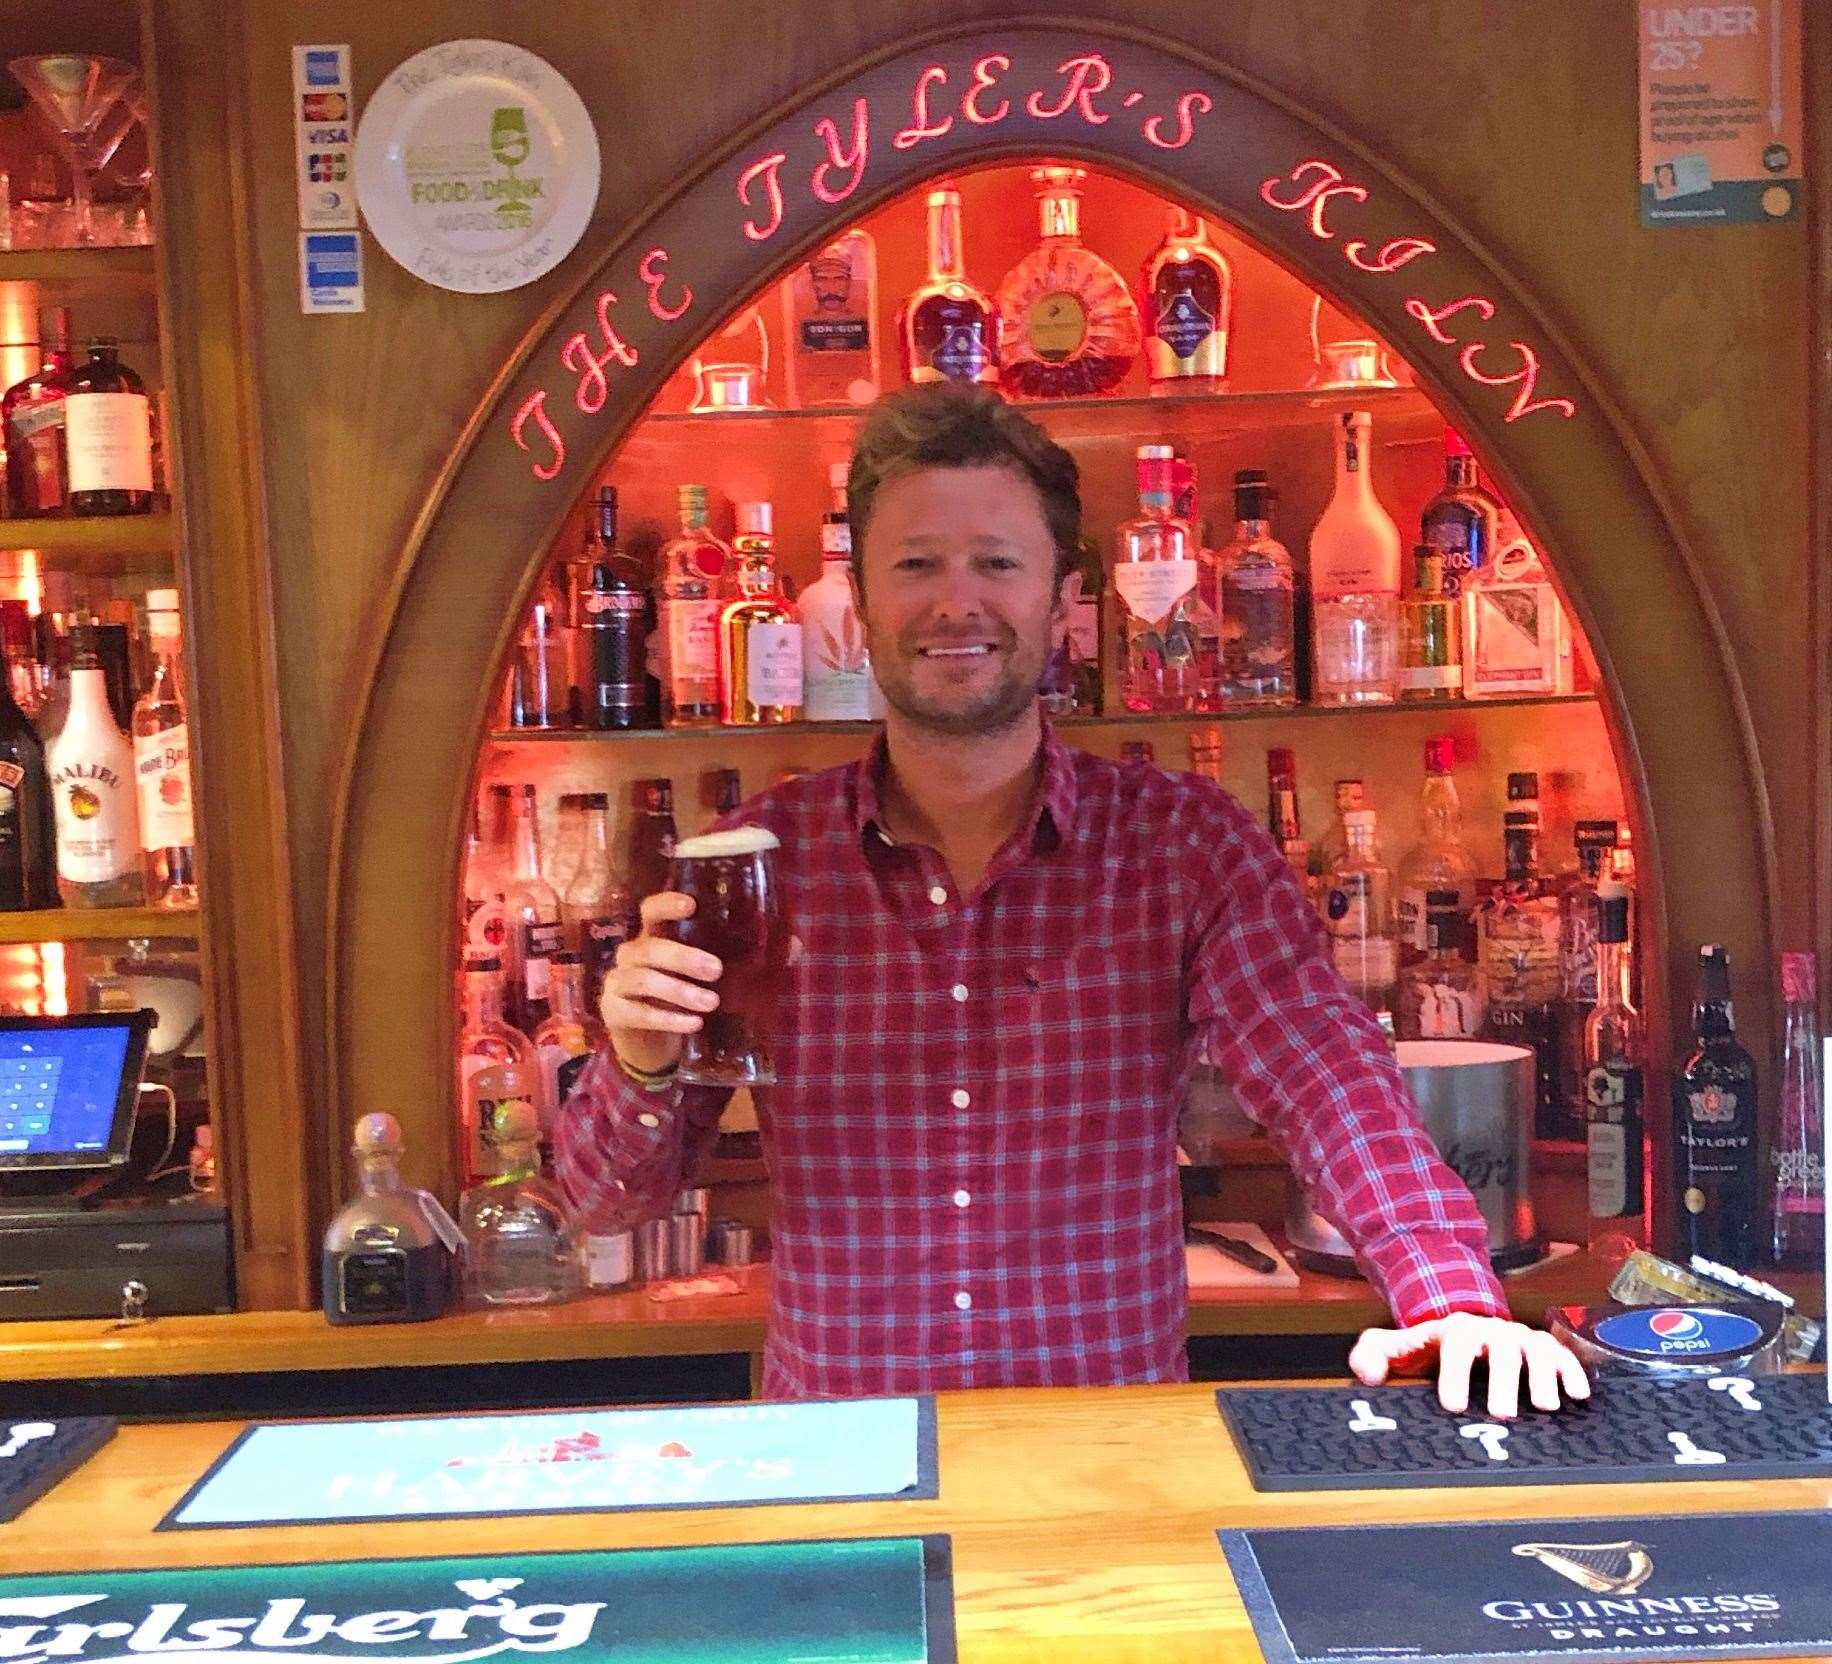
left=0, top=905, right=197, bottom=944
left=0, top=513, right=173, bottom=559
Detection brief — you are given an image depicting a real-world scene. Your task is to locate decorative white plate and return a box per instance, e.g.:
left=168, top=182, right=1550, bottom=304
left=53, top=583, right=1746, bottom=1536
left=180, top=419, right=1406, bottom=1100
left=353, top=39, right=600, bottom=295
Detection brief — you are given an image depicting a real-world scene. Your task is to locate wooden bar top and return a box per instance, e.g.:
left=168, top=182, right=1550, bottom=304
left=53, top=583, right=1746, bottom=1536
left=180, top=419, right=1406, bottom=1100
left=6, top=1380, right=1830, bottom=1662
left=0, top=1249, right=1667, bottom=1382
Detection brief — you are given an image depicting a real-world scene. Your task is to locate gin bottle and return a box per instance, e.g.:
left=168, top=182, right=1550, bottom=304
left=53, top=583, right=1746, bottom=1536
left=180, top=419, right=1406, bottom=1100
left=1419, top=428, right=1498, bottom=599
left=799, top=464, right=878, bottom=721
left=1400, top=545, right=1462, bottom=702
left=1309, top=410, right=1401, bottom=705
left=1395, top=889, right=1486, bottom=1039
left=1039, top=534, right=1104, bottom=717
left=1216, top=469, right=1296, bottom=706
left=322, top=1112, right=456, bottom=1325
left=562, top=791, right=630, bottom=1012
left=1111, top=446, right=1203, bottom=711
left=1461, top=509, right=1571, bottom=699
left=460, top=1098, right=578, bottom=1306
left=504, top=784, right=562, bottom=1032
left=1324, top=808, right=1397, bottom=1016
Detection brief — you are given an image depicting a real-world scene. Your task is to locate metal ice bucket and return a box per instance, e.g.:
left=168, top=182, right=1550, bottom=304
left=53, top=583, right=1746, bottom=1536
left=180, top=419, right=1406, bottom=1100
left=1286, top=1039, right=1540, bottom=1274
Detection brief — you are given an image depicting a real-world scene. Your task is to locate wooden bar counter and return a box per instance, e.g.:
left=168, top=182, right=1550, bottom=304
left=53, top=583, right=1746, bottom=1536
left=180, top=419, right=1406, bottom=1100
left=5, top=1380, right=1830, bottom=1663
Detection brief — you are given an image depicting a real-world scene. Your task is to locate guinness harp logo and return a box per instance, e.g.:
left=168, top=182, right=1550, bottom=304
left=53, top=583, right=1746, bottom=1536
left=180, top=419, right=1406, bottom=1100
left=1513, top=1540, right=1655, bottom=1595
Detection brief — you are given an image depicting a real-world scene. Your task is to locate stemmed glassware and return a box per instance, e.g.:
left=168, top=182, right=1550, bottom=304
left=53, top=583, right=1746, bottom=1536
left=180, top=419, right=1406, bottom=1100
left=7, top=55, right=137, bottom=246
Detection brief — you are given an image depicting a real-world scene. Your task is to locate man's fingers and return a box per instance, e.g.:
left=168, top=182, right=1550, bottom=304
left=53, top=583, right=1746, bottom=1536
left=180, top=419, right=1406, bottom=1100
left=619, top=935, right=723, bottom=985
left=1553, top=1335, right=1592, bottom=1401
left=1435, top=1322, right=1482, bottom=1415
left=1523, top=1331, right=1570, bottom=1413
left=1483, top=1328, right=1524, bottom=1420
left=1346, top=1330, right=1393, bottom=1386
left=639, top=891, right=696, bottom=930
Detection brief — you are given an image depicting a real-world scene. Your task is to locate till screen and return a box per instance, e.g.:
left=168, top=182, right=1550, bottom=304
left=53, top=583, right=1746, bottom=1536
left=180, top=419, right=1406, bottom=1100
left=0, top=1026, right=132, bottom=1160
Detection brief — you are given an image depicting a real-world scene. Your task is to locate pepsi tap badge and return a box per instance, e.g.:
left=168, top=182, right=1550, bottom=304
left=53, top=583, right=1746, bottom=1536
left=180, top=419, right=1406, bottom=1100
left=1547, top=1301, right=1784, bottom=1376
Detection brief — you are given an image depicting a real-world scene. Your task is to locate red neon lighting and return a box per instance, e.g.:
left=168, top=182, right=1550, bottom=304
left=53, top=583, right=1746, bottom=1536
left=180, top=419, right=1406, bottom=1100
left=1142, top=91, right=1212, bottom=151
left=963, top=54, right=1011, bottom=124
left=638, top=248, right=692, bottom=323
left=1404, top=294, right=1497, bottom=346
left=510, top=390, right=564, bottom=481
left=1025, top=53, right=1113, bottom=123
left=1344, top=235, right=1436, bottom=273
left=812, top=98, right=870, bottom=201
left=1258, top=159, right=1350, bottom=212
left=736, top=151, right=787, bottom=241
left=561, top=291, right=640, bottom=416
left=1458, top=340, right=1576, bottom=423
left=894, top=66, right=954, bottom=149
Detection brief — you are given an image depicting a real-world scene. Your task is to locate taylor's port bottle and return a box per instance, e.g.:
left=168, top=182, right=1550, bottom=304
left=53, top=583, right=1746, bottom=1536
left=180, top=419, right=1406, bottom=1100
left=64, top=337, right=153, bottom=516
left=1674, top=944, right=1761, bottom=1269
left=2, top=308, right=73, bottom=516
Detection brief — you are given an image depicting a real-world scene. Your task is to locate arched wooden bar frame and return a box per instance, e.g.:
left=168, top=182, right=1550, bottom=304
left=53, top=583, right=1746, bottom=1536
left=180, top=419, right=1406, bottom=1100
left=327, top=20, right=1773, bottom=1234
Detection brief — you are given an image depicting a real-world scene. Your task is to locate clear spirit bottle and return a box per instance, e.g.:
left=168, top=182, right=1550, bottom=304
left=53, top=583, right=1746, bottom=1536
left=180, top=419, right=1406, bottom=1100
left=507, top=567, right=570, bottom=730
left=897, top=183, right=998, bottom=387
left=463, top=783, right=512, bottom=961
left=460, top=1098, right=577, bottom=1306
left=1400, top=546, right=1462, bottom=702
left=130, top=589, right=197, bottom=907
left=562, top=790, right=630, bottom=1011
left=1310, top=409, right=1401, bottom=705
left=1556, top=819, right=1621, bottom=1129
left=532, top=952, right=604, bottom=1144
left=1395, top=890, right=1487, bottom=1039
left=322, top=1112, right=456, bottom=1324
left=1772, top=950, right=1824, bottom=1270
left=781, top=228, right=880, bottom=407
left=504, top=784, right=562, bottom=1033
left=798, top=464, right=878, bottom=721
left=996, top=166, right=1141, bottom=400
left=1265, top=747, right=1310, bottom=890
left=1112, top=446, right=1203, bottom=712
left=1172, top=455, right=1222, bottom=703
left=1217, top=469, right=1296, bottom=706
left=1324, top=809, right=1397, bottom=1015
left=1584, top=880, right=1645, bottom=1263
left=1461, top=508, right=1572, bottom=699
left=1315, top=777, right=1372, bottom=881
left=1395, top=737, right=1476, bottom=966
left=720, top=502, right=803, bottom=724
left=657, top=484, right=728, bottom=726
left=1675, top=945, right=1761, bottom=1269
left=47, top=625, right=143, bottom=907
left=1140, top=207, right=1231, bottom=395
left=1040, top=534, right=1105, bottom=717
left=1419, top=428, right=1499, bottom=599
left=457, top=955, right=540, bottom=1186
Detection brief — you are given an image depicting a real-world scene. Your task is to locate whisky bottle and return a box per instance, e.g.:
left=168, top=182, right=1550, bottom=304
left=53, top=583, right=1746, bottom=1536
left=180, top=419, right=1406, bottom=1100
left=1, top=308, right=72, bottom=516
left=996, top=166, right=1141, bottom=400
left=1265, top=747, right=1310, bottom=887
left=897, top=184, right=998, bottom=386
left=719, top=502, right=803, bottom=724
left=130, top=589, right=197, bottom=907
left=322, top=1112, right=457, bottom=1325
left=47, top=625, right=143, bottom=907
left=1111, top=446, right=1203, bottom=712
left=781, top=228, right=881, bottom=407
left=1674, top=945, right=1761, bottom=1269
left=64, top=338, right=153, bottom=516
left=657, top=484, right=728, bottom=726
left=1139, top=207, right=1231, bottom=395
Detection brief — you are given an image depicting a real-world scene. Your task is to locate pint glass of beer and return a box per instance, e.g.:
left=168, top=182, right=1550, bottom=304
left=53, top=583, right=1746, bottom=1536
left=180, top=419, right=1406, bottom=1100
left=663, top=826, right=788, bottom=1086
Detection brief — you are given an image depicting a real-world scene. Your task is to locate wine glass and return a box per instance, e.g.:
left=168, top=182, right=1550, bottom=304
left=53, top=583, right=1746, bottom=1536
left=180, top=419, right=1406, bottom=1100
left=7, top=55, right=137, bottom=246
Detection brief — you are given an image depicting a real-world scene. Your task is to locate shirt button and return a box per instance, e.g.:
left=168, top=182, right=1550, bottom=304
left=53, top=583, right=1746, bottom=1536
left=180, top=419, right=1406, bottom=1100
left=952, top=1189, right=971, bottom=1209
left=953, top=1290, right=972, bottom=1311
left=637, top=1113, right=660, bottom=1130
left=928, top=885, right=948, bottom=906
left=951, top=1088, right=970, bottom=1109
left=950, top=983, right=969, bottom=1003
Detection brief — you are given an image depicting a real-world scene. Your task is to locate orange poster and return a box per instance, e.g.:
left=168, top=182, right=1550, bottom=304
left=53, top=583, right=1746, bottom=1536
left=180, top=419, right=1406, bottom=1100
left=1639, top=0, right=1803, bottom=225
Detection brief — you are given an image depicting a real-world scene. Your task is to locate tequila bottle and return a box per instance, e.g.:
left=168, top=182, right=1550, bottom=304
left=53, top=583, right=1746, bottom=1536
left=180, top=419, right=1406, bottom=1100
left=658, top=484, right=728, bottom=726
left=504, top=783, right=563, bottom=1032
left=1400, top=545, right=1462, bottom=702
left=1324, top=808, right=1397, bottom=1016
left=460, top=1098, right=577, bottom=1306
left=1140, top=207, right=1231, bottom=395
left=1584, top=880, right=1645, bottom=1262
left=1675, top=945, right=1761, bottom=1269
left=322, top=1112, right=456, bottom=1325
left=1772, top=951, right=1824, bottom=1270
left=720, top=502, right=803, bottom=724
left=457, top=955, right=540, bottom=1186
left=1395, top=890, right=1487, bottom=1039
left=897, top=184, right=998, bottom=386
left=1111, top=445, right=1203, bottom=712
left=996, top=166, right=1140, bottom=400
left=1419, top=428, right=1499, bottom=599
left=1310, top=410, right=1401, bottom=705
left=781, top=228, right=880, bottom=408
left=1216, top=469, right=1296, bottom=706
left=131, top=589, right=197, bottom=907
left=1395, top=737, right=1476, bottom=965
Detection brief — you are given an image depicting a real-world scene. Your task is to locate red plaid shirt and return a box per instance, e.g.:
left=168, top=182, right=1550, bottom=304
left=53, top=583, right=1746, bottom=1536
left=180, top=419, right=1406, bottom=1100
left=556, top=723, right=1506, bottom=1398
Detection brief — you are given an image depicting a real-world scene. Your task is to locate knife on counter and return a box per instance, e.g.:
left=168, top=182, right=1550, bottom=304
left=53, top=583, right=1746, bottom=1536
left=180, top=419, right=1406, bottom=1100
left=1189, top=1228, right=1281, bottom=1276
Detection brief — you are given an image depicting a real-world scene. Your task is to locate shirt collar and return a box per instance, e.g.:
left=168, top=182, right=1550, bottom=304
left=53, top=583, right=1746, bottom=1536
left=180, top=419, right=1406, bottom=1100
left=852, top=718, right=1080, bottom=855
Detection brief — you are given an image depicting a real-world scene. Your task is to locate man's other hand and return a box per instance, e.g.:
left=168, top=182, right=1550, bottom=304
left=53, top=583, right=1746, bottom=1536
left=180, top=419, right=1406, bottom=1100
left=1348, top=1312, right=1592, bottom=1417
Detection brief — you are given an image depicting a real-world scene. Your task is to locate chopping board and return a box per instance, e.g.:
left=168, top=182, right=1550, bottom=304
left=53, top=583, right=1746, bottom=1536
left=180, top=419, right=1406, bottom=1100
left=1184, top=1222, right=1300, bottom=1289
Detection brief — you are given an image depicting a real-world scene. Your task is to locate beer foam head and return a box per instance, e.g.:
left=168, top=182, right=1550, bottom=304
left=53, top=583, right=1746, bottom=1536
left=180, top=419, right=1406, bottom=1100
left=674, top=825, right=781, bottom=859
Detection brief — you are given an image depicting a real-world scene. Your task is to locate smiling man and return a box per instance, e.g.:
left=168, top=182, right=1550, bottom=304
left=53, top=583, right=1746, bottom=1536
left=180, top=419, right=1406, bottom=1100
left=557, top=382, right=1589, bottom=1417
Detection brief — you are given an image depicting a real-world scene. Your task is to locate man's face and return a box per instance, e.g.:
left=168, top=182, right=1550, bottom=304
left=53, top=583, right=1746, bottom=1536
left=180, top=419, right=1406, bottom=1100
left=855, top=464, right=1065, bottom=738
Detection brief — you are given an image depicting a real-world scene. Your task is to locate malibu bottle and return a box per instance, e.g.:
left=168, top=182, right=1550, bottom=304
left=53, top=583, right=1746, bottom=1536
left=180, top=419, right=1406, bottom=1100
left=1674, top=944, right=1761, bottom=1269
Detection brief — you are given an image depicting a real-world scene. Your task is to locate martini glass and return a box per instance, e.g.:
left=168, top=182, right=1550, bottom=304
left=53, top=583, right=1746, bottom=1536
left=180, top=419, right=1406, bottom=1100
left=8, top=55, right=137, bottom=245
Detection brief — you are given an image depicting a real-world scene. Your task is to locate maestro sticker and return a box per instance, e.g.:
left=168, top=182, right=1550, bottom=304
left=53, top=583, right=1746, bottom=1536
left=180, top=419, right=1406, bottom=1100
left=353, top=39, right=600, bottom=294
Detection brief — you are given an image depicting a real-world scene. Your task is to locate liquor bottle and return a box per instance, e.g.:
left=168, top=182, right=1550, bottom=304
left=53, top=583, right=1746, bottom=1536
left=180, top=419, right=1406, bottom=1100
left=1477, top=773, right=1565, bottom=1137
left=1172, top=455, right=1222, bottom=704
left=64, top=338, right=152, bottom=515
left=47, top=625, right=142, bottom=907
left=532, top=952, right=604, bottom=1142
left=463, top=783, right=512, bottom=959
left=562, top=791, right=629, bottom=1012
left=1040, top=534, right=1104, bottom=717
left=1555, top=819, right=1620, bottom=1130
left=781, top=228, right=880, bottom=407
left=799, top=464, right=878, bottom=721
left=1139, top=206, right=1231, bottom=395
left=897, top=183, right=998, bottom=386
left=129, top=590, right=197, bottom=908
left=1675, top=945, right=1761, bottom=1268
left=322, top=1112, right=456, bottom=1325
left=1400, top=545, right=1462, bottom=702
left=1216, top=469, right=1297, bottom=706
left=0, top=653, right=56, bottom=910
left=0, top=602, right=39, bottom=718
left=1584, top=879, right=1645, bottom=1263
left=547, top=792, right=587, bottom=901
left=720, top=502, right=803, bottom=724
left=1419, top=428, right=1498, bottom=600
left=1324, top=808, right=1397, bottom=1015
left=658, top=484, right=728, bottom=726
left=996, top=166, right=1141, bottom=400
left=1395, top=738, right=1476, bottom=966
left=1314, top=778, right=1372, bottom=881
left=1309, top=410, right=1401, bottom=706
left=2, top=308, right=73, bottom=516
left=1395, top=889, right=1487, bottom=1039
left=1461, top=508, right=1571, bottom=699
left=575, top=486, right=656, bottom=730
left=459, top=1097, right=577, bottom=1306
left=457, top=955, right=541, bottom=1186
left=1185, top=726, right=1223, bottom=783
left=1772, top=951, right=1824, bottom=1270
left=626, top=776, right=678, bottom=920
left=1112, top=446, right=1203, bottom=712
left=30, top=611, right=71, bottom=739
left=508, top=568, right=570, bottom=730
left=94, top=621, right=134, bottom=731
left=503, top=783, right=562, bottom=1032
left=1265, top=747, right=1310, bottom=887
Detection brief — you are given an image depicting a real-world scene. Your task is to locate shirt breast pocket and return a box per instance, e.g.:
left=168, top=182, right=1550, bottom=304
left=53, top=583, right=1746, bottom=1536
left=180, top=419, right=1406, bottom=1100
left=1000, top=949, right=1166, bottom=1113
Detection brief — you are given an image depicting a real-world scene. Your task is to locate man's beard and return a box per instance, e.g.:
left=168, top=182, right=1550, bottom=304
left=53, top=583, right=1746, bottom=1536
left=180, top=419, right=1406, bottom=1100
left=870, top=622, right=1048, bottom=738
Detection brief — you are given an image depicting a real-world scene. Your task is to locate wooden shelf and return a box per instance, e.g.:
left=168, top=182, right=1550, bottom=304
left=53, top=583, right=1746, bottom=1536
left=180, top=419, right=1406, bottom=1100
left=488, top=695, right=1598, bottom=747
left=0, top=245, right=156, bottom=286
left=0, top=510, right=174, bottom=565
left=0, top=904, right=199, bottom=944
